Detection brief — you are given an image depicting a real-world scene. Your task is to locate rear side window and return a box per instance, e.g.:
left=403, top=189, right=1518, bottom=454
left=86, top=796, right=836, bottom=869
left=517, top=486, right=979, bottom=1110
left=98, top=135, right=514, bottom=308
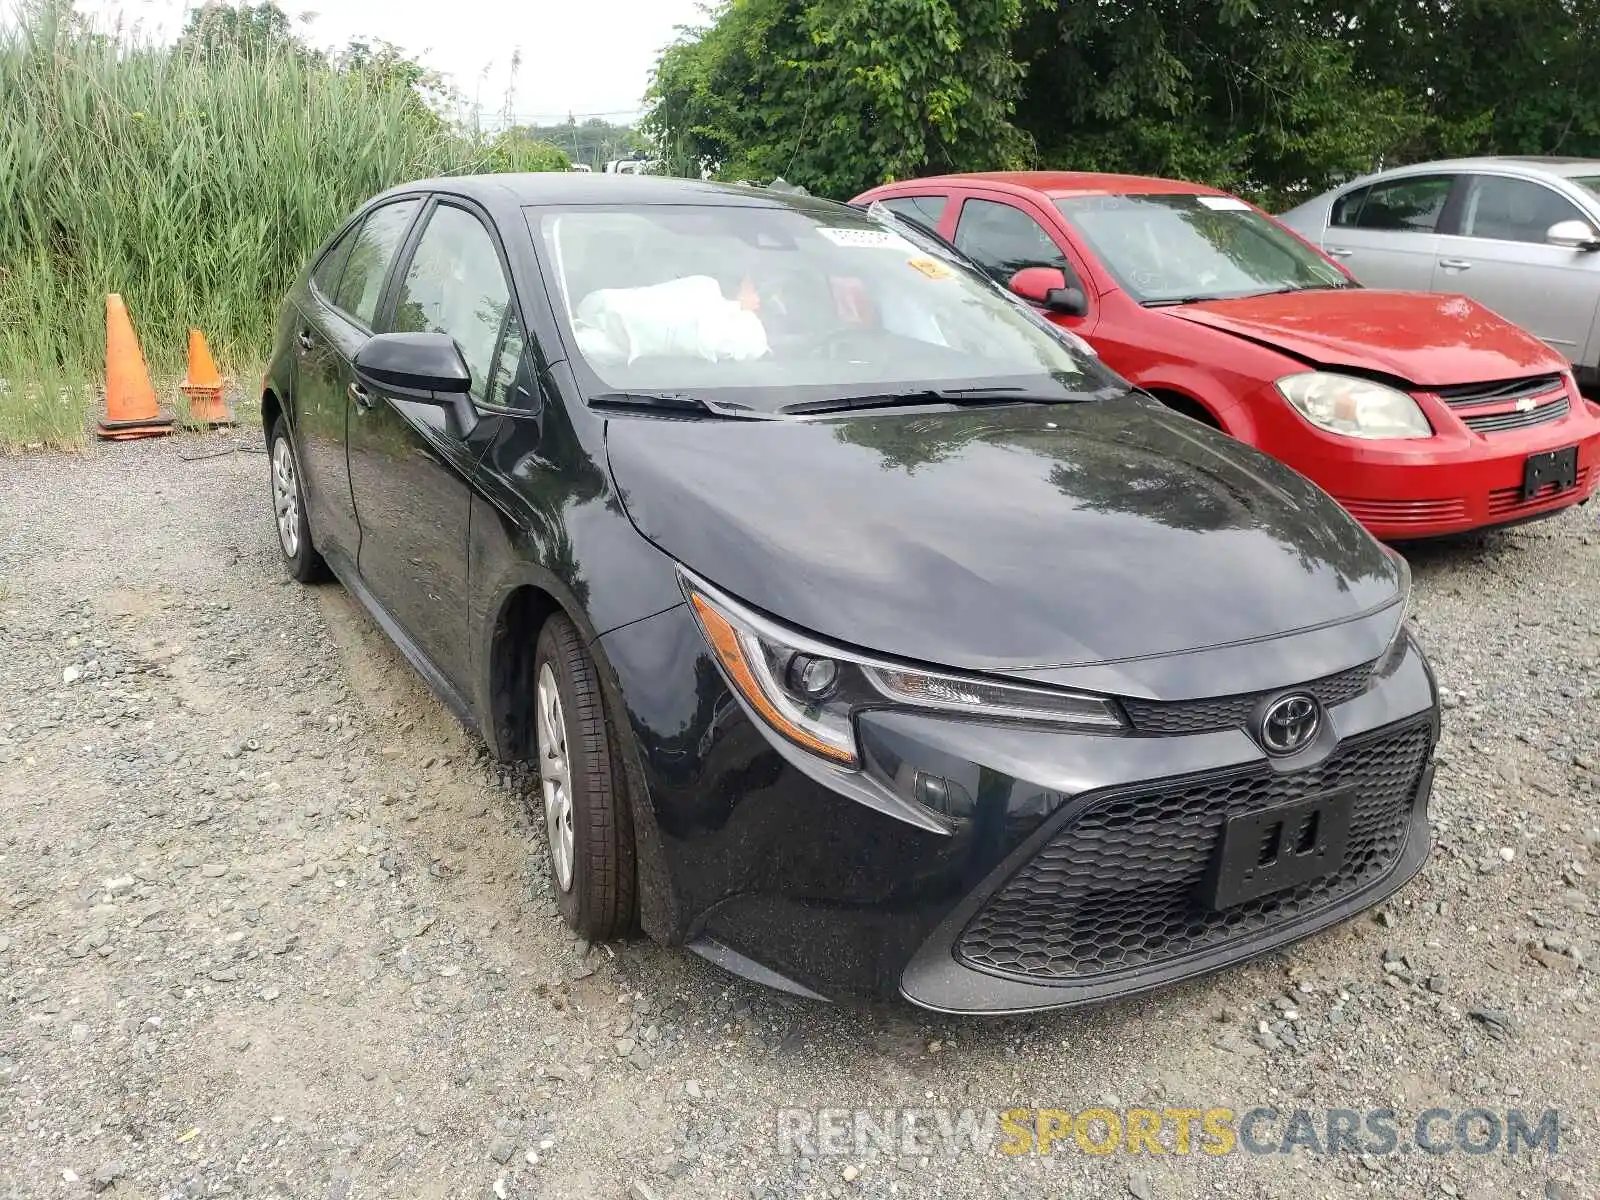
left=311, top=225, right=357, bottom=298
left=388, top=204, right=514, bottom=403
left=953, top=198, right=1070, bottom=282
left=1459, top=175, right=1586, bottom=243
left=1349, top=176, right=1454, bottom=233
left=332, top=199, right=421, bottom=327
left=878, top=195, right=947, bottom=231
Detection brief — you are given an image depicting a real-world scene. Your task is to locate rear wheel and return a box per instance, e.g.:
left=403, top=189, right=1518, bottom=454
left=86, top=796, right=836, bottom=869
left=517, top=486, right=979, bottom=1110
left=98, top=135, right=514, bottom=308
left=533, top=614, right=636, bottom=939
left=269, top=417, right=327, bottom=583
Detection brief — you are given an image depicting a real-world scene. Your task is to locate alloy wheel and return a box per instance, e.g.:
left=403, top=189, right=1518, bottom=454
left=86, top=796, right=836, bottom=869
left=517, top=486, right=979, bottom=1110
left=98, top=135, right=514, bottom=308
left=536, top=662, right=576, bottom=891
left=271, top=437, right=300, bottom=559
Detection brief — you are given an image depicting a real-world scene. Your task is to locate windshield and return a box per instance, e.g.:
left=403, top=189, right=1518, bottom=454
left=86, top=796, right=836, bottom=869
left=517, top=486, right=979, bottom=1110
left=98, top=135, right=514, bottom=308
left=533, top=201, right=1113, bottom=412
left=1054, top=193, right=1348, bottom=305
left=1573, top=175, right=1600, bottom=200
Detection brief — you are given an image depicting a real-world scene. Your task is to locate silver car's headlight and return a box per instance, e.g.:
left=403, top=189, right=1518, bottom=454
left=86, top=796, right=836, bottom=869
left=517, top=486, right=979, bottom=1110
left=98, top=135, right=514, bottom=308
left=681, top=571, right=1125, bottom=767
left=1276, top=372, right=1432, bottom=439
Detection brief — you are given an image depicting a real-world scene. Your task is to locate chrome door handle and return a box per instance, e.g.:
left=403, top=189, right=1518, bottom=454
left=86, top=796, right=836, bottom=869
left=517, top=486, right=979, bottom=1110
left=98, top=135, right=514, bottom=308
left=347, top=381, right=374, bottom=410
left=1439, top=258, right=1473, bottom=270
left=1326, top=247, right=1353, bottom=258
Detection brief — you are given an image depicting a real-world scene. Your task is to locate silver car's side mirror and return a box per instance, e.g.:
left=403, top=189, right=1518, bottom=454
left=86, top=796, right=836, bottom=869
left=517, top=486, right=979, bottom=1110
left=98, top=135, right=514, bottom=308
left=1545, top=218, right=1600, bottom=251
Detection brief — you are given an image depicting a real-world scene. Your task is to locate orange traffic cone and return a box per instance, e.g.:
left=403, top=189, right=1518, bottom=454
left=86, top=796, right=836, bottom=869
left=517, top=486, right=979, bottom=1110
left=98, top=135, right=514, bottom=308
left=180, top=329, right=233, bottom=427
left=99, top=294, right=173, bottom=440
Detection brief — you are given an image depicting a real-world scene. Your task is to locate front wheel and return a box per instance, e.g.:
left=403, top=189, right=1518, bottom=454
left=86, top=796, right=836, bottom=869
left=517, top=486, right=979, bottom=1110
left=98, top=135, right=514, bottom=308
left=268, top=417, right=328, bottom=583
left=533, top=613, right=636, bottom=940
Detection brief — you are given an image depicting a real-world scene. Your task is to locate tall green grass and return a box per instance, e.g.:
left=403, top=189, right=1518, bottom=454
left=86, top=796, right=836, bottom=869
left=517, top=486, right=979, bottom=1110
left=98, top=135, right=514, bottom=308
left=0, top=1, right=483, bottom=447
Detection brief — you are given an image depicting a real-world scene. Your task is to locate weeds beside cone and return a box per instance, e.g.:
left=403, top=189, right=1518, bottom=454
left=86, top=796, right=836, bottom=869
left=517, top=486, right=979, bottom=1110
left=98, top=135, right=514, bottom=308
left=98, top=294, right=173, bottom=440
left=181, top=328, right=233, bottom=427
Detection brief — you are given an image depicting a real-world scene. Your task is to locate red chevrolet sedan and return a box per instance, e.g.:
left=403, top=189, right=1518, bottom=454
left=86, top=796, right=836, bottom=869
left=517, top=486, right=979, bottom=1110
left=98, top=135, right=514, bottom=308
left=853, top=172, right=1600, bottom=539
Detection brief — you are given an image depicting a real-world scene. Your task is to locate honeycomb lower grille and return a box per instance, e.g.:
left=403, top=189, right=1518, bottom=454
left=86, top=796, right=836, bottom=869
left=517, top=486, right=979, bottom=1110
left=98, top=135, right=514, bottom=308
left=1120, top=661, right=1375, bottom=736
left=956, top=720, right=1433, bottom=982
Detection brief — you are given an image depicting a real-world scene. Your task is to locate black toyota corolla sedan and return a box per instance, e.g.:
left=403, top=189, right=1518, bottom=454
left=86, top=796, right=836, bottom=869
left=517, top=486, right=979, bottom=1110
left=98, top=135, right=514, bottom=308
left=262, top=173, right=1439, bottom=1013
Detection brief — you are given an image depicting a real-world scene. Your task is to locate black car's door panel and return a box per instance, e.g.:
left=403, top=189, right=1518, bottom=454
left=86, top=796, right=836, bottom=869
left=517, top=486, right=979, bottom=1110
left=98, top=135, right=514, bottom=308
left=292, top=198, right=423, bottom=563
left=346, top=198, right=517, bottom=694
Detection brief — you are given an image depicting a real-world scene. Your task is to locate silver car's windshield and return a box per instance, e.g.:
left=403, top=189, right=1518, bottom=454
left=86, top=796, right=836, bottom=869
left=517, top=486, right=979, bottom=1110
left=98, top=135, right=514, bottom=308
left=534, top=202, right=1109, bottom=411
left=1573, top=175, right=1600, bottom=200
left=1055, top=193, right=1349, bottom=305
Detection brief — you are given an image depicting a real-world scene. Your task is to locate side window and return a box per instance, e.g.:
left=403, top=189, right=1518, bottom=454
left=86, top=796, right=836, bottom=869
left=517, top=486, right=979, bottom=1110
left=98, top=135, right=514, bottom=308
left=1459, top=175, right=1586, bottom=243
left=1353, top=175, right=1453, bottom=233
left=1329, top=186, right=1370, bottom=229
left=879, top=195, right=947, bottom=232
left=486, top=318, right=528, bottom=407
left=311, top=224, right=358, bottom=298
left=388, top=204, right=514, bottom=404
left=333, top=199, right=420, bottom=327
left=953, top=198, right=1071, bottom=283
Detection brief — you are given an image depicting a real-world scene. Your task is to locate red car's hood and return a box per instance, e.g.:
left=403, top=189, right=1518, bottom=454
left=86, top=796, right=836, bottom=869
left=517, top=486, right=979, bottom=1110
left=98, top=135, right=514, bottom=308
left=1164, top=289, right=1567, bottom=386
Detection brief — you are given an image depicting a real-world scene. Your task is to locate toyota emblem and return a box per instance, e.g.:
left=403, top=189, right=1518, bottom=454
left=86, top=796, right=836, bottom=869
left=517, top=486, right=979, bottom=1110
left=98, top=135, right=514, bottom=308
left=1259, top=693, right=1321, bottom=755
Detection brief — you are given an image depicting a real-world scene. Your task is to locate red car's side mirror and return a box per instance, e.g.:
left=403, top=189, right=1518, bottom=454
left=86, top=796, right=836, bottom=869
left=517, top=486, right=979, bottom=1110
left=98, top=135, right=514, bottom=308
left=1009, top=267, right=1089, bottom=317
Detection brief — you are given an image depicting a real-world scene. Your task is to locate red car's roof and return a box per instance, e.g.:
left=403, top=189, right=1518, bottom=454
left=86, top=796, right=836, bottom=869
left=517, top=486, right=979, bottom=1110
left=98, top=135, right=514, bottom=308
left=878, top=171, right=1232, bottom=199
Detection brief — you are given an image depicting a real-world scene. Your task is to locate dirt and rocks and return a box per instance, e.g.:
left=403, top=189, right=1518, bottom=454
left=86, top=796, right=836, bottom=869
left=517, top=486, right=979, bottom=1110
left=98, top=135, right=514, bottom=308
left=0, top=431, right=1595, bottom=1199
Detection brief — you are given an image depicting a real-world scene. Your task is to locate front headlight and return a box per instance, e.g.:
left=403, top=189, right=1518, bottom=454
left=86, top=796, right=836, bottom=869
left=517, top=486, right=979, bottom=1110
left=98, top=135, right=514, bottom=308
left=1276, top=372, right=1432, bottom=439
left=682, top=572, right=1125, bottom=767
left=1375, top=545, right=1413, bottom=674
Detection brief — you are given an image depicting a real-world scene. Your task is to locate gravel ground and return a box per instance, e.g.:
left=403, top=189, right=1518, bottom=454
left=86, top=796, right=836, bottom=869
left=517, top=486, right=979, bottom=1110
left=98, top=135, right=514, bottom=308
left=0, top=431, right=1596, bottom=1200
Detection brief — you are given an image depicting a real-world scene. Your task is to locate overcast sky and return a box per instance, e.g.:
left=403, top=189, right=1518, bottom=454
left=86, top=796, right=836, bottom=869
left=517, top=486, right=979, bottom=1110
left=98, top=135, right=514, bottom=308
left=71, top=0, right=708, bottom=124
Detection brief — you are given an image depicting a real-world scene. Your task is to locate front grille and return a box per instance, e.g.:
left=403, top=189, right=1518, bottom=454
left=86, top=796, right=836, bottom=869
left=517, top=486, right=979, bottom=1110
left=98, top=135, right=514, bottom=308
left=1335, top=496, right=1468, bottom=527
left=1121, top=661, right=1374, bottom=736
left=1486, top=464, right=1596, bottom=517
left=1435, top=374, right=1564, bottom=408
left=956, top=720, right=1433, bottom=982
left=1461, top=394, right=1570, bottom=433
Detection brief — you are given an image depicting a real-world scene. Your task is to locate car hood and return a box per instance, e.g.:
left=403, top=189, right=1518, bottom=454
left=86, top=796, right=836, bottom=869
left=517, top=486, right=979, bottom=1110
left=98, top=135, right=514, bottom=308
left=604, top=397, right=1402, bottom=672
left=1164, top=289, right=1567, bottom=386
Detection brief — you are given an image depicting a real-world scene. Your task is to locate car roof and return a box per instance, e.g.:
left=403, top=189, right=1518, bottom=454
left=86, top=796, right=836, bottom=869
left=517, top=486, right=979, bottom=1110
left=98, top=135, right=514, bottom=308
left=877, top=171, right=1233, bottom=199
left=371, top=172, right=837, bottom=209
left=1357, top=155, right=1600, bottom=179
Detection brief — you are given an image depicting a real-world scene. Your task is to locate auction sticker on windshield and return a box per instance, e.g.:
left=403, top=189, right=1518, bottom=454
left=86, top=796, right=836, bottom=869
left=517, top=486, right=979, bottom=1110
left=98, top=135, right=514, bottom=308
left=1195, top=196, right=1253, bottom=211
left=819, top=227, right=917, bottom=250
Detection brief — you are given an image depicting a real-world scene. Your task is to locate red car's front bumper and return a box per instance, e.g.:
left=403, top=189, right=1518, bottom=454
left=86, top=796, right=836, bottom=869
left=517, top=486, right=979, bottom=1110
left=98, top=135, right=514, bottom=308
left=1261, top=383, right=1600, bottom=541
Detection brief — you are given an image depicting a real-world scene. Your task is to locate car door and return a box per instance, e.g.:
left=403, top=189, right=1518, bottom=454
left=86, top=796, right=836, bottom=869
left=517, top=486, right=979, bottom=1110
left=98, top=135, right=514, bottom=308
left=1320, top=173, right=1457, bottom=291
left=949, top=192, right=1100, bottom=337
left=345, top=198, right=511, bottom=694
left=1429, top=172, right=1600, bottom=365
left=290, top=198, right=421, bottom=563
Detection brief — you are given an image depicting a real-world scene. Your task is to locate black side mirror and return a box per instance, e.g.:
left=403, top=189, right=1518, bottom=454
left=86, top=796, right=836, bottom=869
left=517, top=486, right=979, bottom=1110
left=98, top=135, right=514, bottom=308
left=1008, top=267, right=1089, bottom=317
left=1044, top=286, right=1089, bottom=317
left=353, top=332, right=478, bottom=435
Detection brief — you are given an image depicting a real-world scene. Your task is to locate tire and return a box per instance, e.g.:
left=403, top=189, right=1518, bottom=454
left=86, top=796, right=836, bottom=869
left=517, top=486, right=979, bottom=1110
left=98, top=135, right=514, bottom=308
left=533, top=613, right=637, bottom=939
left=268, top=416, right=328, bottom=583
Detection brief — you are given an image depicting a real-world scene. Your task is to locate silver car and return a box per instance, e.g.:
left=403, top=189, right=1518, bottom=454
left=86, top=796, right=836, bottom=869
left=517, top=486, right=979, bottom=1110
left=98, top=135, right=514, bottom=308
left=1279, top=157, right=1600, bottom=388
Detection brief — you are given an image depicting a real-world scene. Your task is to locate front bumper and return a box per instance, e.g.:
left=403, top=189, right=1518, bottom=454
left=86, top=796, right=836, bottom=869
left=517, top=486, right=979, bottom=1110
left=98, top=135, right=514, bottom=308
left=1260, top=386, right=1600, bottom=540
left=598, top=606, right=1439, bottom=1013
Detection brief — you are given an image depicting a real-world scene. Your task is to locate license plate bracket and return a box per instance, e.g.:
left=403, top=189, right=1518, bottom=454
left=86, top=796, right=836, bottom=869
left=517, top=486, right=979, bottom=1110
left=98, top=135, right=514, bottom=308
left=1522, top=445, right=1578, bottom=501
left=1204, top=789, right=1353, bottom=909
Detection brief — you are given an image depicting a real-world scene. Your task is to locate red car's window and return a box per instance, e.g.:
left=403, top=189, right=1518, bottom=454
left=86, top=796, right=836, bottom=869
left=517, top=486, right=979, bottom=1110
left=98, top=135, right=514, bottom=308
left=1055, top=193, right=1347, bottom=305
left=953, top=198, right=1071, bottom=284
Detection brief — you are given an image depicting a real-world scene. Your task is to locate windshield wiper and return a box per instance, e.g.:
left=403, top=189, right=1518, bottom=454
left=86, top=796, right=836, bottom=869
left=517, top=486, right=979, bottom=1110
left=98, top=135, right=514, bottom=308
left=1145, top=281, right=1351, bottom=308
left=589, top=391, right=767, bottom=420
left=1242, top=282, right=1352, bottom=298
left=1141, top=295, right=1220, bottom=308
left=782, top=386, right=1099, bottom=416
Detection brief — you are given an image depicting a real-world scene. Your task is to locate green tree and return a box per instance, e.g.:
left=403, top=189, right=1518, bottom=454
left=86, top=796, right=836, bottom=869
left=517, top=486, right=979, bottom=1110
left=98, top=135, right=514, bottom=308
left=644, top=0, right=1035, bottom=196
left=482, top=127, right=572, bottom=173
left=1014, top=1, right=1427, bottom=208
left=179, top=1, right=307, bottom=62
